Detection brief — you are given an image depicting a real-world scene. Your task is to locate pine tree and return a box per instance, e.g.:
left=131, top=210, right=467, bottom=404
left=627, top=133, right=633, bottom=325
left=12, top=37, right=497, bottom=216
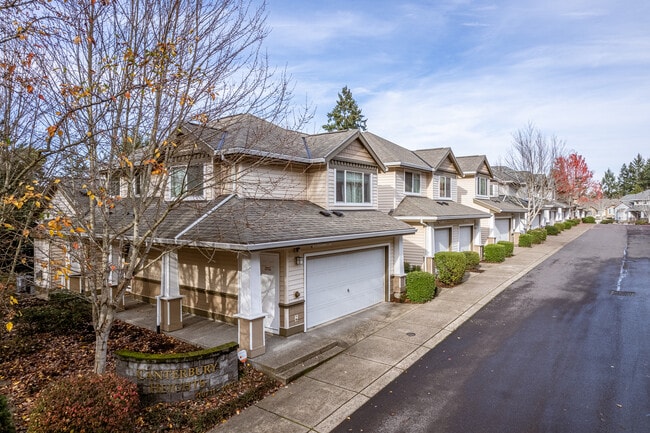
left=601, top=169, right=619, bottom=198
left=322, top=86, right=367, bottom=132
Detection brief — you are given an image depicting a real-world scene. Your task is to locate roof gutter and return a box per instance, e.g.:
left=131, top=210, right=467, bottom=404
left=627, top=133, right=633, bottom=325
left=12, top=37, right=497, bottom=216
left=152, top=227, right=416, bottom=252
left=395, top=213, right=491, bottom=222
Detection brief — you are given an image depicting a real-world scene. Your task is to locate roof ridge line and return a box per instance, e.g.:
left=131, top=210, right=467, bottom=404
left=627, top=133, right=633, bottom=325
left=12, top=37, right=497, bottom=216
left=175, top=194, right=235, bottom=240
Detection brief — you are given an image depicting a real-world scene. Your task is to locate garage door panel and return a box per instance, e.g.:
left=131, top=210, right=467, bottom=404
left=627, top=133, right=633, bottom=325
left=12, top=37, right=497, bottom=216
left=495, top=219, right=510, bottom=242
left=306, top=248, right=385, bottom=328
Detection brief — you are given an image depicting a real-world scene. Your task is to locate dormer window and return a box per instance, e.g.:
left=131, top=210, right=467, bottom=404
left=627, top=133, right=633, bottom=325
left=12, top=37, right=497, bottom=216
left=439, top=175, right=452, bottom=199
left=405, top=172, right=421, bottom=194
left=336, top=169, right=371, bottom=204
left=476, top=177, right=489, bottom=197
left=170, top=164, right=203, bottom=199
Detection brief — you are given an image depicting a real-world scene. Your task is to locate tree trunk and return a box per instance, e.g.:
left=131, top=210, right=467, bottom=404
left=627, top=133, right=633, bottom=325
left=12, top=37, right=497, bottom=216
left=93, top=301, right=115, bottom=374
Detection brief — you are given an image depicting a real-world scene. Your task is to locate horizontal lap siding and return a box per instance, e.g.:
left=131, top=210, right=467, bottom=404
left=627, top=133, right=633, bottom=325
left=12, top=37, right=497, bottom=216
left=236, top=164, right=308, bottom=200
left=403, top=224, right=426, bottom=268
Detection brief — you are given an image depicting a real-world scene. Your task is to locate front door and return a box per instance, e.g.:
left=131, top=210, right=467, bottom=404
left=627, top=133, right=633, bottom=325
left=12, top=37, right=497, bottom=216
left=260, top=253, right=279, bottom=332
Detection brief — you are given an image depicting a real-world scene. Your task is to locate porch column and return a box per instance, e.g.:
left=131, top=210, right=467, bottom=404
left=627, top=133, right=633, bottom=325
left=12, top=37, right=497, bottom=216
left=236, top=252, right=266, bottom=358
left=424, top=224, right=435, bottom=273
left=157, top=250, right=183, bottom=332
left=391, top=236, right=406, bottom=300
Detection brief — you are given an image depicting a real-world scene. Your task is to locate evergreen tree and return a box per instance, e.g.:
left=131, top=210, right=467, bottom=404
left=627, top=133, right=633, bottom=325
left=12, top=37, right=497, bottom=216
left=322, top=86, right=367, bottom=132
left=618, top=163, right=634, bottom=195
left=629, top=153, right=647, bottom=193
left=601, top=169, right=619, bottom=198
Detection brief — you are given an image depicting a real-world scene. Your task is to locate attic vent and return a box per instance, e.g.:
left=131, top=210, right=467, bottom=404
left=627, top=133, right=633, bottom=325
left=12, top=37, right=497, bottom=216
left=332, top=211, right=344, bottom=217
left=319, top=210, right=331, bottom=217
left=610, top=290, right=635, bottom=297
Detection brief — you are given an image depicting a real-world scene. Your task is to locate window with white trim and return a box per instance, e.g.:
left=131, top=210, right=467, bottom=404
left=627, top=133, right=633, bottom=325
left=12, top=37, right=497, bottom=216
left=405, top=171, right=421, bottom=194
left=170, top=164, right=203, bottom=198
left=439, top=175, right=452, bottom=199
left=476, top=176, right=489, bottom=197
left=336, top=169, right=371, bottom=204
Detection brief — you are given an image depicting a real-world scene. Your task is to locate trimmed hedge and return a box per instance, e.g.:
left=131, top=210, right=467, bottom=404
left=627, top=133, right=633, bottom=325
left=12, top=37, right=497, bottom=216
left=434, top=251, right=467, bottom=286
left=563, top=221, right=573, bottom=230
left=497, top=241, right=514, bottom=257
left=600, top=218, right=614, bottom=224
left=545, top=224, right=559, bottom=235
left=17, top=291, right=92, bottom=336
left=529, top=229, right=544, bottom=244
left=463, top=251, right=481, bottom=270
left=28, top=373, right=139, bottom=433
left=405, top=271, right=437, bottom=303
left=582, top=216, right=596, bottom=223
left=519, top=233, right=533, bottom=247
left=554, top=222, right=565, bottom=232
left=484, top=243, right=506, bottom=263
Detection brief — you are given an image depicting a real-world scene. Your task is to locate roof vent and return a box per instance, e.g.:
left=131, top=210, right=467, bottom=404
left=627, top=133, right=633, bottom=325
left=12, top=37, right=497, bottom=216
left=332, top=211, right=344, bottom=217
left=319, top=210, right=331, bottom=217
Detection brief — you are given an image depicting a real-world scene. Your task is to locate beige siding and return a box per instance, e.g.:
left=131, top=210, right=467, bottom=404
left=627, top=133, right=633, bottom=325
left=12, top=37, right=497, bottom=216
left=336, top=139, right=375, bottom=164
left=403, top=223, right=426, bottom=268
left=377, top=170, right=397, bottom=212
left=306, top=167, right=328, bottom=207
left=457, top=177, right=474, bottom=206
left=235, top=162, right=308, bottom=200
left=477, top=161, right=491, bottom=176
left=438, top=156, right=457, bottom=173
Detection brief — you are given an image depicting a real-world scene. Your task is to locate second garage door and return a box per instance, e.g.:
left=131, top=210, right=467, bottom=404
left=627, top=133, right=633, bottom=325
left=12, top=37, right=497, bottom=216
left=306, top=247, right=386, bottom=329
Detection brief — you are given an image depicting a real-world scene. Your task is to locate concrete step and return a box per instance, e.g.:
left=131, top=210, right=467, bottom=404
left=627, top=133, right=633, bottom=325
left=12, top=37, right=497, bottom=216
left=252, top=342, right=345, bottom=385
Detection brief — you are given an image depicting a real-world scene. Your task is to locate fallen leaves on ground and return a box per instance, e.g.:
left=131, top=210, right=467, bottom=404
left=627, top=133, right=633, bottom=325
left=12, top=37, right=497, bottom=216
left=1, top=296, right=281, bottom=433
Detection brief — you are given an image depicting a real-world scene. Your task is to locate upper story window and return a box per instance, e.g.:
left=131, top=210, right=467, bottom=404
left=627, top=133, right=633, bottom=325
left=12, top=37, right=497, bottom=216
left=170, top=164, right=203, bottom=199
left=405, top=172, right=421, bottom=194
left=476, top=177, right=489, bottom=197
left=336, top=169, right=371, bottom=204
left=439, top=175, right=452, bottom=199
left=109, top=176, right=121, bottom=196
left=490, top=183, right=499, bottom=197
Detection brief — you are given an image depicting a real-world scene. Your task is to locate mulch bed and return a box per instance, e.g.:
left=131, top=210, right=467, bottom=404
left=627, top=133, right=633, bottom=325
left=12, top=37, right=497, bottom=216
left=1, top=295, right=281, bottom=433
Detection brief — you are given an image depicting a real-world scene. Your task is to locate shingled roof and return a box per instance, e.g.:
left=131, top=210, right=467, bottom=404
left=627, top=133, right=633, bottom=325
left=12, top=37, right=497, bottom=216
left=362, top=132, right=430, bottom=170
left=474, top=196, right=526, bottom=213
left=391, top=196, right=490, bottom=221
left=456, top=155, right=494, bottom=177
left=414, top=148, right=462, bottom=174
left=173, top=196, right=414, bottom=250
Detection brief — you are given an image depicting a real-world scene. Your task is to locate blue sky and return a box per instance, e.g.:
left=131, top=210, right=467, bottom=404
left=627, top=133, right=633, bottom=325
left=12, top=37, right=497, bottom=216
left=263, top=0, right=650, bottom=179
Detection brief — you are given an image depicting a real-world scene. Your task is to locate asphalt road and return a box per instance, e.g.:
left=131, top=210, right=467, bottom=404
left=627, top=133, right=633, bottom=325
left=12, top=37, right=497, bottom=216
left=333, top=225, right=650, bottom=433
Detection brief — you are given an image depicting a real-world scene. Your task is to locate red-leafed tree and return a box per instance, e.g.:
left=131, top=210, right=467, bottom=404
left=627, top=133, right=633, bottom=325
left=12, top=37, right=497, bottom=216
left=552, top=153, right=596, bottom=217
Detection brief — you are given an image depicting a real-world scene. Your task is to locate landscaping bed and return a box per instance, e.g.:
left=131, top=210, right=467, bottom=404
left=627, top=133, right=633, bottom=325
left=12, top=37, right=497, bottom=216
left=0, top=295, right=281, bottom=433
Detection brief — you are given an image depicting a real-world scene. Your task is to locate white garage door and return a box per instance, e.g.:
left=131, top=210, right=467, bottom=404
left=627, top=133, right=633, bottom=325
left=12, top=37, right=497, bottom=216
left=434, top=228, right=451, bottom=252
left=495, top=219, right=511, bottom=242
left=306, top=248, right=386, bottom=329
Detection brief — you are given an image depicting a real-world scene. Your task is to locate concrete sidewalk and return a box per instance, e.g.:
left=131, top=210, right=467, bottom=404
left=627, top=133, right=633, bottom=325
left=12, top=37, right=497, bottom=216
left=118, top=224, right=592, bottom=433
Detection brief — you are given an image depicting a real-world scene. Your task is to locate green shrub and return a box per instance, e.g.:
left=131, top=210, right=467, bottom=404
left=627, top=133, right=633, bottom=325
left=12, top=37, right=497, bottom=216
left=529, top=229, right=544, bottom=244
left=538, top=228, right=547, bottom=241
left=554, top=222, right=565, bottom=232
left=0, top=395, right=16, bottom=433
left=600, top=218, right=614, bottom=224
left=496, top=241, right=514, bottom=257
left=545, top=224, right=559, bottom=235
left=582, top=216, right=596, bottom=223
left=635, top=218, right=648, bottom=225
left=484, top=243, right=506, bottom=263
left=28, top=373, right=139, bottom=433
left=405, top=271, right=437, bottom=303
left=462, top=251, right=481, bottom=270
left=404, top=262, right=421, bottom=273
left=18, top=291, right=92, bottom=335
left=434, top=252, right=467, bottom=286
left=519, top=234, right=533, bottom=247
left=563, top=221, right=573, bottom=230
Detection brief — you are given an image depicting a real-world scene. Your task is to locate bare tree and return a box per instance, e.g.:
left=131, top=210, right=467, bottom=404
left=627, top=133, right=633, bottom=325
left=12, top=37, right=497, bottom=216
left=29, top=0, right=299, bottom=373
left=505, top=123, right=564, bottom=230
